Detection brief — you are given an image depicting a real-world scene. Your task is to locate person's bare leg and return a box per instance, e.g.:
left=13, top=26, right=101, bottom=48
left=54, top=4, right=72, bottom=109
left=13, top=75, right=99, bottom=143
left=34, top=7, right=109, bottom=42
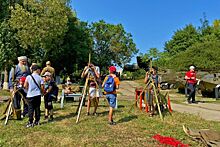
left=45, top=109, right=48, bottom=118
left=108, top=107, right=113, bottom=122
left=93, top=97, right=99, bottom=114
left=87, top=98, right=91, bottom=115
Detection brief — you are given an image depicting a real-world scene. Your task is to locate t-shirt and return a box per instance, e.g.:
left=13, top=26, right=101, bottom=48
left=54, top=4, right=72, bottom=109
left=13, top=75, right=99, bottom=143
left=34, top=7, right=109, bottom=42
left=25, top=73, right=44, bottom=98
left=87, top=66, right=100, bottom=87
left=45, top=80, right=57, bottom=95
left=185, top=71, right=197, bottom=84
left=103, top=75, right=120, bottom=94
left=41, top=66, right=55, bottom=77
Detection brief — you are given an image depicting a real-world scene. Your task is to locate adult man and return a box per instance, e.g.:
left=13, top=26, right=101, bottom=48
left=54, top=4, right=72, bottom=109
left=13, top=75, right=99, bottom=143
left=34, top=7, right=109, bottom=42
left=9, top=56, right=31, bottom=117
left=185, top=66, right=197, bottom=104
left=81, top=63, right=101, bottom=116
left=41, top=61, right=55, bottom=79
left=144, top=66, right=160, bottom=116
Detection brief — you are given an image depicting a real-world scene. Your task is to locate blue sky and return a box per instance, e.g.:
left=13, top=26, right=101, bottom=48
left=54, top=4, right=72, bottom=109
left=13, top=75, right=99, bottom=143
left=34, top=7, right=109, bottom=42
left=71, top=0, right=220, bottom=63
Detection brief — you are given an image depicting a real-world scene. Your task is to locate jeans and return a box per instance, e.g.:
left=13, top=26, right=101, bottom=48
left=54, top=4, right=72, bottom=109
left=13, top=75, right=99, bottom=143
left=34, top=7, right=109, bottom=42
left=187, top=83, right=196, bottom=102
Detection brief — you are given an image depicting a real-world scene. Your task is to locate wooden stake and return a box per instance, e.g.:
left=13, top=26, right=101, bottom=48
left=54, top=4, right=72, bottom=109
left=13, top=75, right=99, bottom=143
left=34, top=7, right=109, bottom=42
left=76, top=75, right=89, bottom=123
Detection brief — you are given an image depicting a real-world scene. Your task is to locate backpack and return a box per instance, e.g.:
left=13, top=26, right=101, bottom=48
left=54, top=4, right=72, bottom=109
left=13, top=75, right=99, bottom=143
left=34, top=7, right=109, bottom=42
left=50, top=82, right=59, bottom=101
left=104, top=76, right=115, bottom=92
left=52, top=83, right=59, bottom=97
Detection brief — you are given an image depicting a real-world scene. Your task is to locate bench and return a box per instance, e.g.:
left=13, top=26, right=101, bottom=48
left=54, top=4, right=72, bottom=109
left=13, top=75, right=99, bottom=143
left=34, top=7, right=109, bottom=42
left=60, top=86, right=84, bottom=108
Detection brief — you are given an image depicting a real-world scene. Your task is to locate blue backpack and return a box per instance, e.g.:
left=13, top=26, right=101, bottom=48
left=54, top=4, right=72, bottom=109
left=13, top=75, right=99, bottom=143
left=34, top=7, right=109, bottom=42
left=104, top=76, right=115, bottom=92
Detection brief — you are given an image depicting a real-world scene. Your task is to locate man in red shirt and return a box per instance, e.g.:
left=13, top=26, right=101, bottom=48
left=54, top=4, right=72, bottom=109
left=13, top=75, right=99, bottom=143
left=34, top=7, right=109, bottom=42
left=185, top=66, right=197, bottom=104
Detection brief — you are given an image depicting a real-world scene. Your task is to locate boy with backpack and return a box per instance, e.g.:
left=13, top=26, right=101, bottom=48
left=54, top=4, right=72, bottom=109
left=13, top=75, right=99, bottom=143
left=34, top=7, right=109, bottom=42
left=102, top=66, right=120, bottom=125
left=42, top=72, right=57, bottom=121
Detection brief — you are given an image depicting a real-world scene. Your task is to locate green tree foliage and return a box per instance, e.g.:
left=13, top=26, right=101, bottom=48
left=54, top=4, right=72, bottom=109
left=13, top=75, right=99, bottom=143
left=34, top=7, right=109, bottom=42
left=9, top=0, right=69, bottom=61
left=155, top=16, right=220, bottom=71
left=164, top=24, right=199, bottom=56
left=213, top=19, right=220, bottom=28
left=90, top=20, right=138, bottom=69
left=0, top=0, right=23, bottom=21
left=170, top=41, right=220, bottom=71
left=0, top=21, right=24, bottom=70
left=149, top=48, right=160, bottom=59
left=51, top=18, right=93, bottom=74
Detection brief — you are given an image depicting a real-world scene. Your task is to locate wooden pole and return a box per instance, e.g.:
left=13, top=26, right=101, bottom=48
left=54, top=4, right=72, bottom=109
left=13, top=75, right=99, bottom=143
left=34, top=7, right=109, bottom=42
left=4, top=101, right=12, bottom=125
left=76, top=75, right=89, bottom=123
left=152, top=83, right=163, bottom=120
left=89, top=53, right=91, bottom=65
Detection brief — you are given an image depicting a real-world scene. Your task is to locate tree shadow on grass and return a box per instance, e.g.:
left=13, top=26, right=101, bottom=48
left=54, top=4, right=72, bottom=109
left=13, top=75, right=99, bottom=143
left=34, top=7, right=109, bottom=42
left=40, top=112, right=77, bottom=125
left=117, top=115, right=138, bottom=124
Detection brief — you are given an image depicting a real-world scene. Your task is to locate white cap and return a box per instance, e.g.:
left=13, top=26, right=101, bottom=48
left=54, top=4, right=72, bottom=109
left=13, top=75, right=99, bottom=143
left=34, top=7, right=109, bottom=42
left=42, top=72, right=51, bottom=77
left=189, top=66, right=195, bottom=70
left=18, top=56, right=27, bottom=61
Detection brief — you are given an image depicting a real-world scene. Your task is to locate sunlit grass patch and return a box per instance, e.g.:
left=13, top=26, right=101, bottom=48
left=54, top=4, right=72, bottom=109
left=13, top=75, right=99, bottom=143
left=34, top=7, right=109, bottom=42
left=0, top=99, right=220, bottom=146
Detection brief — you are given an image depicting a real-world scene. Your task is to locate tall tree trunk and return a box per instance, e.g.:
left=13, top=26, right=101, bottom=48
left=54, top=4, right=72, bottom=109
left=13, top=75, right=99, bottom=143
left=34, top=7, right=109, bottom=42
left=3, top=67, right=9, bottom=90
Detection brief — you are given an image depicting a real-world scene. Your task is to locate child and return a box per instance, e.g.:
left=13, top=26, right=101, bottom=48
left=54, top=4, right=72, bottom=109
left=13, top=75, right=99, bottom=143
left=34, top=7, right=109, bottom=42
left=42, top=72, right=55, bottom=121
left=13, top=77, right=27, bottom=119
left=24, top=65, right=44, bottom=127
left=102, top=66, right=120, bottom=125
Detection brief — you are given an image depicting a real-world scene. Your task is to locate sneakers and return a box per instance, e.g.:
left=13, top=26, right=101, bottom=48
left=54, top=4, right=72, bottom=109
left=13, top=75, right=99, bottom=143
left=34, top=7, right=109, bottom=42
left=86, top=112, right=90, bottom=116
left=191, top=101, right=198, bottom=104
left=108, top=121, right=116, bottom=125
left=34, top=121, right=40, bottom=126
left=187, top=100, right=192, bottom=104
left=92, top=112, right=98, bottom=116
left=26, top=122, right=34, bottom=128
left=49, top=115, right=54, bottom=121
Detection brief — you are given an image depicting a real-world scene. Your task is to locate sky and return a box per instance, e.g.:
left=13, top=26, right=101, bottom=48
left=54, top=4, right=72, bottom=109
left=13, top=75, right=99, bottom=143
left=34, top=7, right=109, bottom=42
left=71, top=0, right=220, bottom=63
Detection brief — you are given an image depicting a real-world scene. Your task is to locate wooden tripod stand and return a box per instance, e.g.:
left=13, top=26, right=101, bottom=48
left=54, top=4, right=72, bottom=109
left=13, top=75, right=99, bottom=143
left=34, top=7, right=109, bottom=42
left=76, top=53, right=100, bottom=123
left=129, top=59, right=171, bottom=120
left=3, top=86, right=26, bottom=125
left=76, top=72, right=100, bottom=123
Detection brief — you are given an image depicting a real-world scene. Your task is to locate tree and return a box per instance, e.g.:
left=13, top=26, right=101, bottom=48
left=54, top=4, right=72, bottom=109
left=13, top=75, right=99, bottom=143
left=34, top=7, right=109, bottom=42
left=170, top=41, right=220, bottom=70
left=8, top=0, right=69, bottom=63
left=213, top=19, right=220, bottom=29
left=0, top=0, right=25, bottom=23
left=90, top=20, right=138, bottom=70
left=164, top=24, right=199, bottom=56
left=0, top=21, right=23, bottom=89
left=0, top=21, right=24, bottom=70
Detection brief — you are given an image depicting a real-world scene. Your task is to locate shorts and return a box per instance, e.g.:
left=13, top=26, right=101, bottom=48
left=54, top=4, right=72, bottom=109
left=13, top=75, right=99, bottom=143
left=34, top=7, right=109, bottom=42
left=89, top=87, right=102, bottom=98
left=44, top=94, right=53, bottom=110
left=106, top=94, right=116, bottom=108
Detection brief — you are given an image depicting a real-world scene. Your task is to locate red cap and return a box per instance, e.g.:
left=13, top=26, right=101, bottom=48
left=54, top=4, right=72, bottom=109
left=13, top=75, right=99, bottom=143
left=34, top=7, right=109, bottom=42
left=109, top=66, right=116, bottom=72
left=20, top=77, right=26, bottom=82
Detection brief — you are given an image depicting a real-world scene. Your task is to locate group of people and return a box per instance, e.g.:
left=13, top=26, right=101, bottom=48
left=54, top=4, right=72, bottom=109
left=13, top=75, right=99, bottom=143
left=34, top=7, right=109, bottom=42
left=9, top=56, right=56, bottom=127
left=9, top=56, right=120, bottom=127
left=81, top=63, right=120, bottom=125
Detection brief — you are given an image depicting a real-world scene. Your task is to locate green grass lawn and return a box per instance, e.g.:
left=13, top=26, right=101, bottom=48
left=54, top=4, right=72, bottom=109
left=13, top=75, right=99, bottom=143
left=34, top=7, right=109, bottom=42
left=1, top=99, right=220, bottom=147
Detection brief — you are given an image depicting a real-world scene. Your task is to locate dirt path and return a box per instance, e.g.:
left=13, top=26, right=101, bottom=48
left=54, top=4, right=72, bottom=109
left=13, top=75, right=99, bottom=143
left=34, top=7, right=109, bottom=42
left=119, top=80, right=220, bottom=122
left=118, top=80, right=140, bottom=100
